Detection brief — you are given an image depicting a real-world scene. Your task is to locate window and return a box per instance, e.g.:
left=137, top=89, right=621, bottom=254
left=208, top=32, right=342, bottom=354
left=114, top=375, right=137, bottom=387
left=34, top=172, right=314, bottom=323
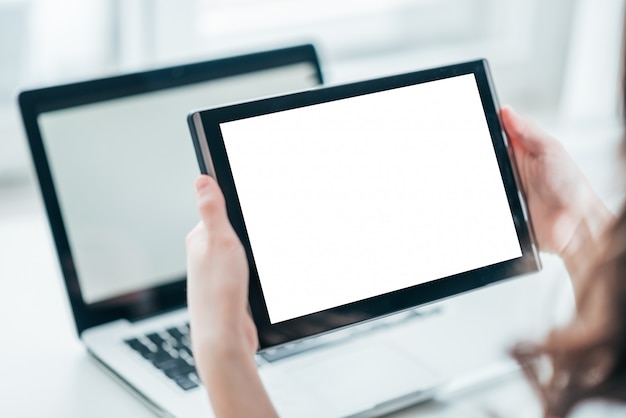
left=0, top=0, right=586, bottom=178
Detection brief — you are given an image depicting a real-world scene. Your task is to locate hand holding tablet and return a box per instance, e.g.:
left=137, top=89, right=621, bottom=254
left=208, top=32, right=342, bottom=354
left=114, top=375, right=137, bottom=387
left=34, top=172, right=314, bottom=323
left=188, top=59, right=541, bottom=349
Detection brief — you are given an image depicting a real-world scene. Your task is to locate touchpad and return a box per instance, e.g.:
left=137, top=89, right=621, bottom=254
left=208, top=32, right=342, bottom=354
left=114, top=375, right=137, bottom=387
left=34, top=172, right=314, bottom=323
left=262, top=342, right=443, bottom=417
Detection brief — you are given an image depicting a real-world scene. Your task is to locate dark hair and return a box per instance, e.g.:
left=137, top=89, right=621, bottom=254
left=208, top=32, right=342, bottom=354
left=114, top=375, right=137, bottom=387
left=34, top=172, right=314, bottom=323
left=510, top=15, right=626, bottom=417
left=512, top=216, right=626, bottom=416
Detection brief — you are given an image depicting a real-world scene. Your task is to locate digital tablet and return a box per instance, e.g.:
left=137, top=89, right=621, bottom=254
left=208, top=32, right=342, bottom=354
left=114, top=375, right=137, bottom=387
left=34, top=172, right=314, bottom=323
left=188, top=59, right=541, bottom=350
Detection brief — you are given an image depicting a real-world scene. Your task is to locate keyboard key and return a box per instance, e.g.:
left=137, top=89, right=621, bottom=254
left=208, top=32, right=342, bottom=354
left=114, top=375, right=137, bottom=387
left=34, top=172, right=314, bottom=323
left=166, top=327, right=185, bottom=342
left=153, top=357, right=185, bottom=371
left=161, top=341, right=179, bottom=357
left=179, top=335, right=191, bottom=348
left=173, top=374, right=199, bottom=391
left=146, top=333, right=166, bottom=347
left=164, top=362, right=196, bottom=379
left=179, top=345, right=193, bottom=358
left=124, top=322, right=199, bottom=391
left=139, top=337, right=158, bottom=352
left=125, top=338, right=169, bottom=362
left=179, top=348, right=194, bottom=366
left=125, top=338, right=151, bottom=356
left=147, top=350, right=172, bottom=363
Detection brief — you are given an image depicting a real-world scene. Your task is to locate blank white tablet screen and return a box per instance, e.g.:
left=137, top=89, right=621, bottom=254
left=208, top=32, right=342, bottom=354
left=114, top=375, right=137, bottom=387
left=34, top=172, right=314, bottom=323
left=220, top=73, right=522, bottom=324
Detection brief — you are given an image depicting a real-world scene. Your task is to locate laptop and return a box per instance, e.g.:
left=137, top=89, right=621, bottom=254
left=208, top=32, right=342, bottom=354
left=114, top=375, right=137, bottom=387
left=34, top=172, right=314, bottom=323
left=19, top=44, right=519, bottom=417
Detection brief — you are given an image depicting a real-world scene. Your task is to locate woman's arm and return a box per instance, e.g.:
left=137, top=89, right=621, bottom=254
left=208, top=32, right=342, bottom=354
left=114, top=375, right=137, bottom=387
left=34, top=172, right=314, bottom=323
left=500, top=106, right=615, bottom=297
left=186, top=175, right=278, bottom=418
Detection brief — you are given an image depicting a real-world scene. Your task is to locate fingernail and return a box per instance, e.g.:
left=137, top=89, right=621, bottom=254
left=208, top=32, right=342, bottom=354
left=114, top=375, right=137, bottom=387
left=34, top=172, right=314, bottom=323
left=195, top=175, right=211, bottom=192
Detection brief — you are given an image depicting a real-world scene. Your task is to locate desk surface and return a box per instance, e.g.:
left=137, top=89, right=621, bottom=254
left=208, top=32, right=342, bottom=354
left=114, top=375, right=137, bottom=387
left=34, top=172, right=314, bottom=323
left=0, top=174, right=558, bottom=418
left=1, top=122, right=622, bottom=418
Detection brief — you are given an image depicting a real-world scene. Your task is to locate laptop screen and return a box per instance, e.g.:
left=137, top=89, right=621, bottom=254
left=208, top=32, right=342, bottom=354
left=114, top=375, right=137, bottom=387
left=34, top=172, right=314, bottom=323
left=34, top=62, right=320, bottom=305
left=20, top=46, right=321, bottom=316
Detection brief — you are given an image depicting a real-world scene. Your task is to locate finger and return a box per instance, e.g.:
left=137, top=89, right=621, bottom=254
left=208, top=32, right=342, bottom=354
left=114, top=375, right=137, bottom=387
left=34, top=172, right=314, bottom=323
left=194, top=175, right=229, bottom=233
left=185, top=221, right=204, bottom=250
left=500, top=105, right=551, bottom=154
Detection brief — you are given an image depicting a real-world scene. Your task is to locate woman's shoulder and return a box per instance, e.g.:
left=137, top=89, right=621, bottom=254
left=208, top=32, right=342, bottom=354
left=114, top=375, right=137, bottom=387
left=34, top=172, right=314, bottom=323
left=570, top=399, right=626, bottom=417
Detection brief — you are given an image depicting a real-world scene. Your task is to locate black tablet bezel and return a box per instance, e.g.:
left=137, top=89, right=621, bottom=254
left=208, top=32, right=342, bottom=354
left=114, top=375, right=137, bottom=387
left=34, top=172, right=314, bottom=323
left=189, top=59, right=541, bottom=349
left=18, top=44, right=323, bottom=337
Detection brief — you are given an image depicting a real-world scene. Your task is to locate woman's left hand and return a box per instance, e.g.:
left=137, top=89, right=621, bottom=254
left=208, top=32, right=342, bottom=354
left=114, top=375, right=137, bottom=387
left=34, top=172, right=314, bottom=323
left=186, top=174, right=277, bottom=417
left=186, top=174, right=257, bottom=357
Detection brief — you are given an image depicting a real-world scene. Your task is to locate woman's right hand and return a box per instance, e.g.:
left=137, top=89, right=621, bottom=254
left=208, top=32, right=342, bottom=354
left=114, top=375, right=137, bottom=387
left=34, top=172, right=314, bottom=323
left=500, top=106, right=613, bottom=286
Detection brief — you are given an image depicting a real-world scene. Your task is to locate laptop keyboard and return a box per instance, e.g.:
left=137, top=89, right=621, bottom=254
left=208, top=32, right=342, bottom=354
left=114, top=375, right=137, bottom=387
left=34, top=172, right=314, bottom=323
left=124, top=323, right=200, bottom=391
left=123, top=307, right=441, bottom=391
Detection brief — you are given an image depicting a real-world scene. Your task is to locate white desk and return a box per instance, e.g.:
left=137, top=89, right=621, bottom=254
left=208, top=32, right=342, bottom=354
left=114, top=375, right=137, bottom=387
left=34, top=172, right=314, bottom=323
left=0, top=121, right=621, bottom=417
left=0, top=175, right=558, bottom=418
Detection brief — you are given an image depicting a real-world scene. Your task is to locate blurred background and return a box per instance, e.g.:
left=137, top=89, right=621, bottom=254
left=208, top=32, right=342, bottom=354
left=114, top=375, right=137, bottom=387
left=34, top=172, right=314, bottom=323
left=1, top=0, right=625, bottom=183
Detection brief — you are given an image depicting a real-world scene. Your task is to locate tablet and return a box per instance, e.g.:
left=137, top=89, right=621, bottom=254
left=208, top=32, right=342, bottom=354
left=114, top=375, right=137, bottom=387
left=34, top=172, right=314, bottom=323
left=188, top=59, right=541, bottom=349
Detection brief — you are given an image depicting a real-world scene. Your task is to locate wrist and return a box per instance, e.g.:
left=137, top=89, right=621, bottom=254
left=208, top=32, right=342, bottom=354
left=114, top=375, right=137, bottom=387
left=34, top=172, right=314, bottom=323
left=193, top=333, right=255, bottom=384
left=193, top=325, right=253, bottom=359
left=194, top=336, right=278, bottom=418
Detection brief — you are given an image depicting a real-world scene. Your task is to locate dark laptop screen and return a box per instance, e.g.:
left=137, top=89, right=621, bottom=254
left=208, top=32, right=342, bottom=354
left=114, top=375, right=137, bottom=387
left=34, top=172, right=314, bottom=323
left=39, top=63, right=320, bottom=304
left=20, top=45, right=323, bottom=333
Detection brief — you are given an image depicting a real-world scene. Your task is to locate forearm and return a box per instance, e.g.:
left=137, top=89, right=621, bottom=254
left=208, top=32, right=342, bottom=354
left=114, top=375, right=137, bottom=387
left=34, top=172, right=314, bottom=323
left=197, top=342, right=278, bottom=418
left=560, top=195, right=614, bottom=299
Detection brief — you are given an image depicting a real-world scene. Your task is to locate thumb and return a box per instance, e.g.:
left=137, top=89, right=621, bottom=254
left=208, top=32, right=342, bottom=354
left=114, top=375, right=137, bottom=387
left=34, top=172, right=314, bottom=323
left=194, top=175, right=229, bottom=233
left=500, top=105, right=551, bottom=155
